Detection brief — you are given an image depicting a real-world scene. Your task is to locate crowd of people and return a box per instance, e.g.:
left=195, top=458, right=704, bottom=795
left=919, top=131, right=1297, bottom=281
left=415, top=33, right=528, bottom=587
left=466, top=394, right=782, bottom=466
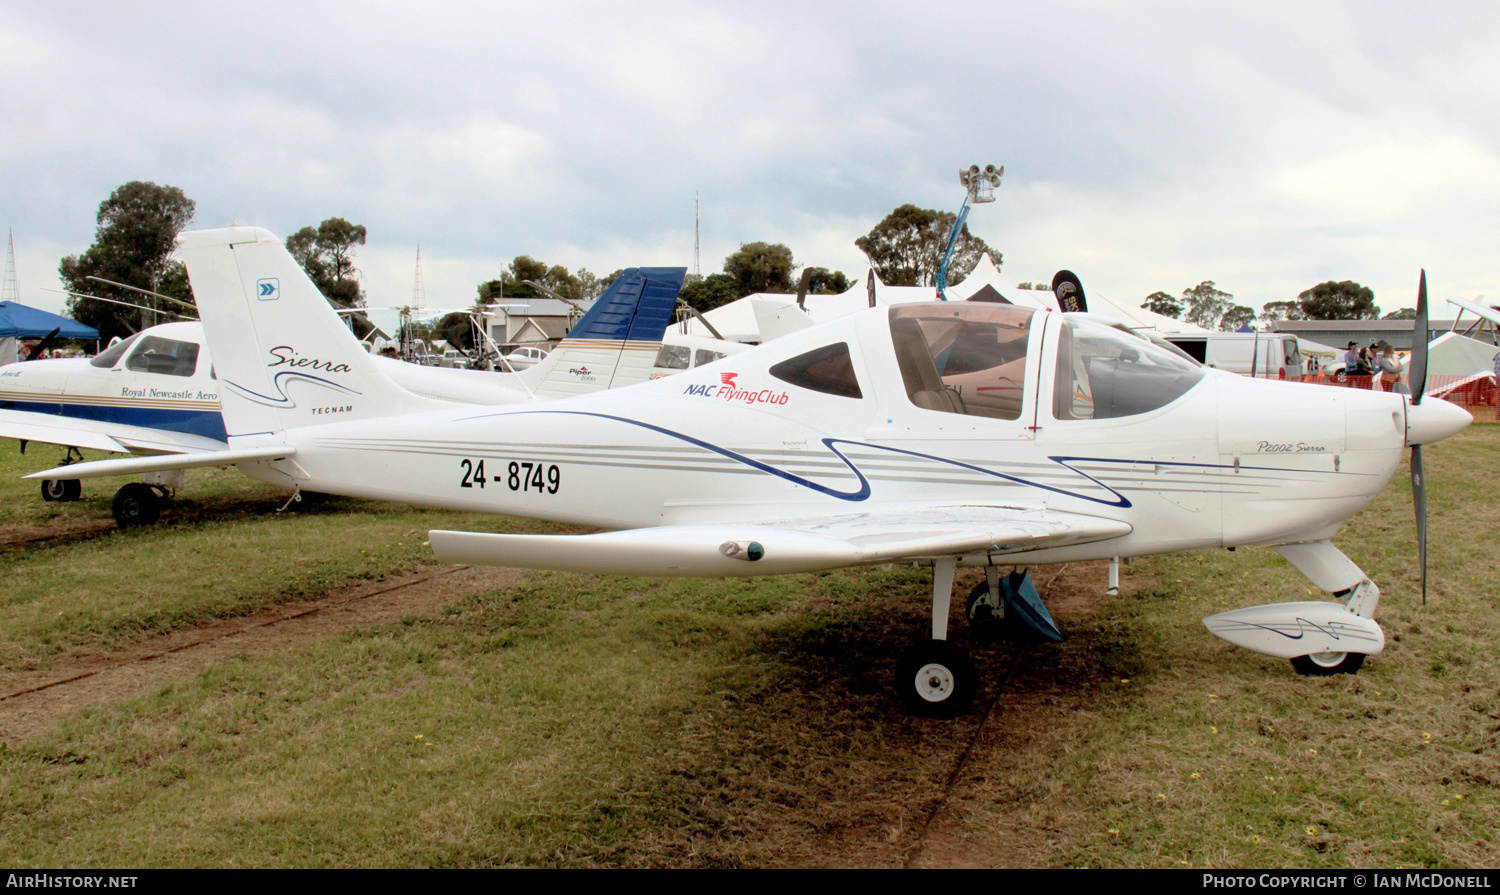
left=1339, top=339, right=1402, bottom=391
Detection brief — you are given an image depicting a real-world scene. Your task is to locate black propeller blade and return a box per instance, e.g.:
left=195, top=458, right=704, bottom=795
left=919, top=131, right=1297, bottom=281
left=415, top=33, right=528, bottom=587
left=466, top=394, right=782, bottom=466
left=1410, top=270, right=1429, bottom=604
left=24, top=327, right=60, bottom=361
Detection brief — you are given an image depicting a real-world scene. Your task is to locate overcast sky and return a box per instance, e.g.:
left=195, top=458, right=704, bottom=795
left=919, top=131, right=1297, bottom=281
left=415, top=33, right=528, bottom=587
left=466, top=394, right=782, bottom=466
left=3, top=1, right=1497, bottom=324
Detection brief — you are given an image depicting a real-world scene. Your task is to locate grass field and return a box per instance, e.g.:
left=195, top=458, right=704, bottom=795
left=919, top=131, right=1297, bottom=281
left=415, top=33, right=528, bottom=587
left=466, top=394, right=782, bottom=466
left=0, top=426, right=1495, bottom=868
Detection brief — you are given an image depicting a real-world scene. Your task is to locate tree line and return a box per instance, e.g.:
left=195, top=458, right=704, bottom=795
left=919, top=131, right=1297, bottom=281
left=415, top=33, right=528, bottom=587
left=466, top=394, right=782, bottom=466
left=57, top=181, right=375, bottom=343
left=1142, top=279, right=1416, bottom=331
left=63, top=180, right=1433, bottom=346
left=476, top=203, right=1000, bottom=316
left=57, top=183, right=1003, bottom=341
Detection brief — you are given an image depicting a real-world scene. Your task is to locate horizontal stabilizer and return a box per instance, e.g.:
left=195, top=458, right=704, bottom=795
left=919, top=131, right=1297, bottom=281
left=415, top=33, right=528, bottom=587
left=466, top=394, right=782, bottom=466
left=24, top=445, right=293, bottom=481
left=1202, top=601, right=1385, bottom=659
left=431, top=505, right=1130, bottom=577
left=751, top=299, right=816, bottom=341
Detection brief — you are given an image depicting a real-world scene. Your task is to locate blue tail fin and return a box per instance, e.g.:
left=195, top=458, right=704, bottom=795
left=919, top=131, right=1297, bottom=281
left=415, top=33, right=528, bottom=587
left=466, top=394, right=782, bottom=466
left=526, top=267, right=685, bottom=397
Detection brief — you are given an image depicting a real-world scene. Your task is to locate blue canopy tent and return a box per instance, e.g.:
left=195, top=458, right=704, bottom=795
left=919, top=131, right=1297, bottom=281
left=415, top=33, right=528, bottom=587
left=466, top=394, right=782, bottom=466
left=0, top=301, right=98, bottom=340
left=0, top=301, right=99, bottom=365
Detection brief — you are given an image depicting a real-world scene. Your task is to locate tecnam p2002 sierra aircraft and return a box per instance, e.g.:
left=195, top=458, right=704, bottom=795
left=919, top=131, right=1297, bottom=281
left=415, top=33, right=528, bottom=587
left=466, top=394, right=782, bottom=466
left=33, top=227, right=1472, bottom=714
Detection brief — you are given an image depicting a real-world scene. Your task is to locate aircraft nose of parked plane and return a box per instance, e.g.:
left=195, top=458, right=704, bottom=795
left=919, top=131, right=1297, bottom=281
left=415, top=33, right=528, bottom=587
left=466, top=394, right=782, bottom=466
left=1406, top=396, right=1472, bottom=447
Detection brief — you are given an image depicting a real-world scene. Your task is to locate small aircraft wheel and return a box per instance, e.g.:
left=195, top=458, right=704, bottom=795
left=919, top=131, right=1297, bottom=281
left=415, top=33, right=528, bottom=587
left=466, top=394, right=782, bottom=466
left=1290, top=651, right=1366, bottom=677
left=40, top=479, right=81, bottom=502
left=896, top=641, right=976, bottom=717
left=111, top=483, right=161, bottom=527
left=965, top=580, right=1006, bottom=640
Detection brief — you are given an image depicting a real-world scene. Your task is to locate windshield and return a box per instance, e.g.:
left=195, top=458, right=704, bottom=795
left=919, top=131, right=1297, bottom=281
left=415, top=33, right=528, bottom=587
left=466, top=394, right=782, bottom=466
left=90, top=332, right=143, bottom=368
left=124, top=335, right=200, bottom=377
left=1053, top=317, right=1205, bottom=420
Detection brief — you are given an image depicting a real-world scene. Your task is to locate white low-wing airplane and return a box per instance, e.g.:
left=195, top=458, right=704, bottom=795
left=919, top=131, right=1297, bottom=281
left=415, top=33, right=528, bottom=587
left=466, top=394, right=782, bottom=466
left=33, top=228, right=1472, bottom=714
left=2, top=265, right=712, bottom=524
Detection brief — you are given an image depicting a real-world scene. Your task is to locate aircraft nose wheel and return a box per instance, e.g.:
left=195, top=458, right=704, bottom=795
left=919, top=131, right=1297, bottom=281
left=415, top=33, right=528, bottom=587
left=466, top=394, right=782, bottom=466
left=1291, top=652, right=1366, bottom=676
left=111, top=482, right=167, bottom=527
left=40, top=479, right=81, bottom=502
left=897, top=641, right=976, bottom=717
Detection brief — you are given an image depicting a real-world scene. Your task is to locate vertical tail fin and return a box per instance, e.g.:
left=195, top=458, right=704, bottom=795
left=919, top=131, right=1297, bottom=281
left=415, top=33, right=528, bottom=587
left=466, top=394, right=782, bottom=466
left=524, top=267, right=685, bottom=398
left=177, top=227, right=447, bottom=438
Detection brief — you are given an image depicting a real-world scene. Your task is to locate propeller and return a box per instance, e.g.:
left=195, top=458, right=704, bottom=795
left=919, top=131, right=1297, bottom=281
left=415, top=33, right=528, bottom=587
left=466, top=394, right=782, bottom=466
left=1410, top=270, right=1429, bottom=604
left=24, top=327, right=60, bottom=361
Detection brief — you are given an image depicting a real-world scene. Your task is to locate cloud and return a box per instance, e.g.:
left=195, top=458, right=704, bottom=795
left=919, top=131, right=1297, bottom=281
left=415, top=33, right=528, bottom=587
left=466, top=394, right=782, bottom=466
left=3, top=1, right=1497, bottom=318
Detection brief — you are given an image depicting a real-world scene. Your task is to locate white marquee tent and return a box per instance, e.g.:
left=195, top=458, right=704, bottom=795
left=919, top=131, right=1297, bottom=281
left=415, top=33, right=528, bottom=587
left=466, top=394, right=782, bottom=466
left=674, top=254, right=1208, bottom=343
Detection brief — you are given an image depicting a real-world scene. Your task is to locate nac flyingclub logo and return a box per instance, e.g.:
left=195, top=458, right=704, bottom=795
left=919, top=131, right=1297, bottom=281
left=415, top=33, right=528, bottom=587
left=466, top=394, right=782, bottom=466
left=256, top=278, right=280, bottom=301
left=682, top=372, right=791, bottom=406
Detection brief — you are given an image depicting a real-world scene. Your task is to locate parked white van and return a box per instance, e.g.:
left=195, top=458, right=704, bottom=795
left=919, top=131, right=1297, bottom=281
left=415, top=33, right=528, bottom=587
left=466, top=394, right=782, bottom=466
left=1163, top=332, right=1303, bottom=381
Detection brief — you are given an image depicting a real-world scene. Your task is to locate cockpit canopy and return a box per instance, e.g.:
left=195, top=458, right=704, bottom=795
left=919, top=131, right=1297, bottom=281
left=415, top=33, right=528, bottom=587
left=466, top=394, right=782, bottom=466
left=891, top=304, right=1033, bottom=420
left=888, top=304, right=1204, bottom=422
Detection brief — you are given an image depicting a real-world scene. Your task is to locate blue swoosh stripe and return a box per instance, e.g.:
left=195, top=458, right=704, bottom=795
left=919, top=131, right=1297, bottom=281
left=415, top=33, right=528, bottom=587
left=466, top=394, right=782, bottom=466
left=225, top=370, right=362, bottom=408
left=496, top=411, right=1139, bottom=507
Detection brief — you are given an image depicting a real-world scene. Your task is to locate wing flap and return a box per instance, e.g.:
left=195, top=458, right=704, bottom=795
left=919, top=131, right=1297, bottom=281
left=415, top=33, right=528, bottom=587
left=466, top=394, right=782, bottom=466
left=430, top=505, right=1131, bottom=577
left=0, top=408, right=229, bottom=455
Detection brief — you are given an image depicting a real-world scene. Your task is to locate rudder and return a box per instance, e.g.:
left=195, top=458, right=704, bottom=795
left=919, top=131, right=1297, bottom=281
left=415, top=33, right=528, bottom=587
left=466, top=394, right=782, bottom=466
left=178, top=227, right=445, bottom=438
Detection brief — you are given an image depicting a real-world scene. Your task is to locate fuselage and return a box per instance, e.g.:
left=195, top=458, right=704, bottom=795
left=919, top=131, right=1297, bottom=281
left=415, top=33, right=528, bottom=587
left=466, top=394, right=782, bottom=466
left=228, top=303, right=1420, bottom=565
left=0, top=322, right=225, bottom=443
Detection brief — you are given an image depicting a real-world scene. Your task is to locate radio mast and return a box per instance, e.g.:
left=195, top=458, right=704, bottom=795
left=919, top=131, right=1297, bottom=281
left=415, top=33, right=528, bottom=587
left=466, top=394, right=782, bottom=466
left=411, top=244, right=426, bottom=309
left=2, top=230, right=18, bottom=303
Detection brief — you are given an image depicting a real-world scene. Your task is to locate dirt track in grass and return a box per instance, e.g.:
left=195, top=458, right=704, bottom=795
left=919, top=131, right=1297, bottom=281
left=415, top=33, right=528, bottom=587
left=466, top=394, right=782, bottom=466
left=0, top=511, right=1129, bottom=869
left=0, top=563, right=527, bottom=746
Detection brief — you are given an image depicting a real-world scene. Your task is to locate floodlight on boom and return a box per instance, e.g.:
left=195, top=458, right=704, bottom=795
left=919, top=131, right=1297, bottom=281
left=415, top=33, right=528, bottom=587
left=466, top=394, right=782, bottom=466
left=937, top=163, right=1004, bottom=300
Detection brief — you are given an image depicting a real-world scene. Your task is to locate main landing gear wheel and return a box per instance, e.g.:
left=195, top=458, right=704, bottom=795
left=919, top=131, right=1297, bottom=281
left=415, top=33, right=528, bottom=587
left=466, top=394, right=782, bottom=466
left=1291, top=651, right=1366, bottom=676
left=111, top=483, right=165, bottom=527
left=965, top=580, right=1007, bottom=640
left=40, top=479, right=81, bottom=502
left=897, top=641, right=976, bottom=717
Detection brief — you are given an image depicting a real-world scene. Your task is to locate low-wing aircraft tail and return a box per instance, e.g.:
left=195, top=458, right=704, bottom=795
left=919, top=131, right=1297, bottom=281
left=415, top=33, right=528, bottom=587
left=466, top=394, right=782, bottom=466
left=177, top=227, right=451, bottom=437
left=515, top=267, right=685, bottom=398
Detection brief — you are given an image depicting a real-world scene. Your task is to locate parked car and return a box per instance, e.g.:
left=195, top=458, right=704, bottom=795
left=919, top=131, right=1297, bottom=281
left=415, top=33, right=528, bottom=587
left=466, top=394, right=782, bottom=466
left=503, top=345, right=550, bottom=369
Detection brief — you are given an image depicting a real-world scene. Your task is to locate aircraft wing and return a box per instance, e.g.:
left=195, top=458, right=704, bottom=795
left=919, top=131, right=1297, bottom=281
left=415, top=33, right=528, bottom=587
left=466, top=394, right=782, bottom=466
left=429, top=505, right=1132, bottom=577
left=0, top=408, right=229, bottom=455
left=23, top=445, right=294, bottom=481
